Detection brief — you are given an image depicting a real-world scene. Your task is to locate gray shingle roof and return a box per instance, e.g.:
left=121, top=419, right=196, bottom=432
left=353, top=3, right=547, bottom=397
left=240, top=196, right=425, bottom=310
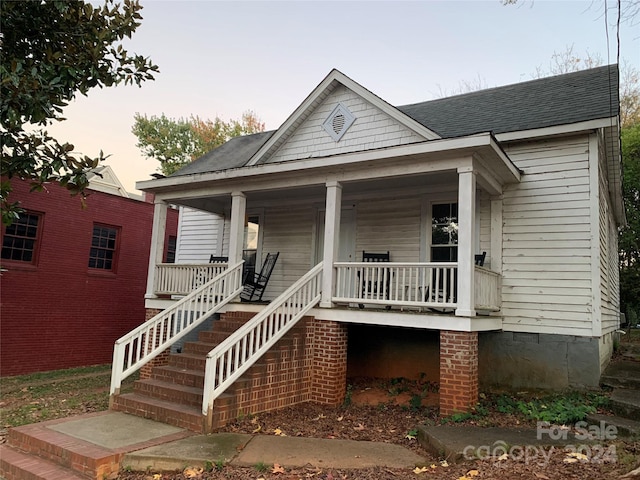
left=398, top=65, right=619, bottom=138
left=172, top=65, right=618, bottom=177
left=171, top=130, right=274, bottom=177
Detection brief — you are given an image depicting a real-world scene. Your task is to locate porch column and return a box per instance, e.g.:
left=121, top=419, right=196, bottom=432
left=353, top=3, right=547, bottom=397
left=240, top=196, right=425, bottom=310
left=456, top=168, right=476, bottom=317
left=228, top=192, right=247, bottom=265
left=145, top=200, right=168, bottom=299
left=320, top=181, right=342, bottom=308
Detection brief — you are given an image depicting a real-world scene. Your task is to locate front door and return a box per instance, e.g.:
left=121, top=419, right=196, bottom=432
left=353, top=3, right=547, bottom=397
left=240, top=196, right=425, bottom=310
left=315, top=208, right=355, bottom=263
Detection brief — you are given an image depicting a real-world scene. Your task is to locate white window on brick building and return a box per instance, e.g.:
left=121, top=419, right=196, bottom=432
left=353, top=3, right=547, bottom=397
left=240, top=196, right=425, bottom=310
left=88, top=224, right=120, bottom=271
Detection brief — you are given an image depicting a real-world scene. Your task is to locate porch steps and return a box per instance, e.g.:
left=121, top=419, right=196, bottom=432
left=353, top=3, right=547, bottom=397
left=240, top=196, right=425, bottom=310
left=600, top=343, right=640, bottom=424
left=110, top=312, right=312, bottom=433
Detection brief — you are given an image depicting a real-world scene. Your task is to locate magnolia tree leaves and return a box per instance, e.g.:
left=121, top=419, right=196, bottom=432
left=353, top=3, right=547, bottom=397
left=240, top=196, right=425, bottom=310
left=1, top=0, right=158, bottom=225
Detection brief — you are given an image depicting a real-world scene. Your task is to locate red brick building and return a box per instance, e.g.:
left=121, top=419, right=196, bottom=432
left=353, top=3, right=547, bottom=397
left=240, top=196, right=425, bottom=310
left=0, top=176, right=178, bottom=376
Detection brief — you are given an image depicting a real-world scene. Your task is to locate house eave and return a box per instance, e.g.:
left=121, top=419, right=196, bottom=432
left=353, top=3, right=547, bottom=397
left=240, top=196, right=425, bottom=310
left=495, top=117, right=617, bottom=142
left=136, top=132, right=520, bottom=196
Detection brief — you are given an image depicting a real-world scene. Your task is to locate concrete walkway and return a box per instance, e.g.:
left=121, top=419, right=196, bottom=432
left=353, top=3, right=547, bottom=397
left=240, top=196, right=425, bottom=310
left=40, top=412, right=427, bottom=471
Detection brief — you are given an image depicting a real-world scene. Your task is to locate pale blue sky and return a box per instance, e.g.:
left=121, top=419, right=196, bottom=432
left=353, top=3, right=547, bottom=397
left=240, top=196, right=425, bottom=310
left=49, top=0, right=640, bottom=193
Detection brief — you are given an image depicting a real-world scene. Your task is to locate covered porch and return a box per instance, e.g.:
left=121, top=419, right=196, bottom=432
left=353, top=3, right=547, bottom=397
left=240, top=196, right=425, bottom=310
left=142, top=133, right=519, bottom=329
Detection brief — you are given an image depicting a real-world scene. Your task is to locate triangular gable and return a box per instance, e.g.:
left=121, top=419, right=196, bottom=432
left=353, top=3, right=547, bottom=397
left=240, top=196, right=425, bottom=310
left=87, top=165, right=130, bottom=197
left=247, top=69, right=440, bottom=166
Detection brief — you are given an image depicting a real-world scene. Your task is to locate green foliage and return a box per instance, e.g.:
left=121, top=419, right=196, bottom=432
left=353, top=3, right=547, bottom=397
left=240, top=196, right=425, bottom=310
left=131, top=111, right=265, bottom=176
left=620, top=123, right=640, bottom=319
left=492, top=392, right=609, bottom=424
left=0, top=0, right=158, bottom=225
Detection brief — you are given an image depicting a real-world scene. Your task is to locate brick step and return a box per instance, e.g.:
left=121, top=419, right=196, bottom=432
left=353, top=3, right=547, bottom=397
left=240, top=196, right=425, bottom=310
left=0, top=445, right=88, bottom=480
left=133, top=378, right=203, bottom=408
left=151, top=365, right=205, bottom=388
left=111, top=393, right=204, bottom=433
left=168, top=352, right=206, bottom=371
left=182, top=340, right=219, bottom=355
left=4, top=417, right=123, bottom=480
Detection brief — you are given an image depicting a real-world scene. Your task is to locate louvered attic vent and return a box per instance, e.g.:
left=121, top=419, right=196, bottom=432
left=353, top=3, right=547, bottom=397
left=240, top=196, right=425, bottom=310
left=322, top=103, right=355, bottom=142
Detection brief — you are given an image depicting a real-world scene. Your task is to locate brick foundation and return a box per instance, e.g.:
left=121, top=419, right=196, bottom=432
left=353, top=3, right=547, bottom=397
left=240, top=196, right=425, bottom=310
left=311, top=320, right=348, bottom=405
left=439, top=330, right=478, bottom=416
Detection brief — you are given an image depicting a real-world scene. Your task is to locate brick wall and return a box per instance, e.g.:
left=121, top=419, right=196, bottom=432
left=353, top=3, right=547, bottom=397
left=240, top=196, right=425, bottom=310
left=0, top=179, right=178, bottom=376
left=439, top=330, right=478, bottom=416
left=208, top=316, right=348, bottom=429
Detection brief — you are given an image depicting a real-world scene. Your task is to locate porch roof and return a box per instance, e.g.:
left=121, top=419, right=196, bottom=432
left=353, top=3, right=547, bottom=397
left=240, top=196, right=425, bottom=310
left=137, top=132, right=520, bottom=203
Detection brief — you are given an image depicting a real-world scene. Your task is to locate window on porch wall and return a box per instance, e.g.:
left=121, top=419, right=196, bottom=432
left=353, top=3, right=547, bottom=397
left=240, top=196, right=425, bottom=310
left=431, top=202, right=458, bottom=262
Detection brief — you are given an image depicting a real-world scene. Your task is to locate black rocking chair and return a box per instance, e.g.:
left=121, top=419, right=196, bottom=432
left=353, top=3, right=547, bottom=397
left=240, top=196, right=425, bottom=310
left=240, top=252, right=280, bottom=302
left=209, top=255, right=229, bottom=263
left=358, top=251, right=391, bottom=309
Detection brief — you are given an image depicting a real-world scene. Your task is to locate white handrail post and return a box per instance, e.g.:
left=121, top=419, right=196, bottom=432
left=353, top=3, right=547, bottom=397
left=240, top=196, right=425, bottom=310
left=456, top=167, right=476, bottom=317
left=146, top=200, right=168, bottom=299
left=321, top=181, right=342, bottom=308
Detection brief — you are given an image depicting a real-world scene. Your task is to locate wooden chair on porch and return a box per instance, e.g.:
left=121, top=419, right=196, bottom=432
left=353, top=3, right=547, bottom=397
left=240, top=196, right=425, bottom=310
left=358, top=251, right=391, bottom=309
left=240, top=252, right=280, bottom=302
left=209, top=255, right=228, bottom=263
left=475, top=251, right=486, bottom=267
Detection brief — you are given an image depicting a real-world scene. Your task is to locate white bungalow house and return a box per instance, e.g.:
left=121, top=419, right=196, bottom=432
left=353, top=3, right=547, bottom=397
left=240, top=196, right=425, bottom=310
left=109, top=66, right=623, bottom=431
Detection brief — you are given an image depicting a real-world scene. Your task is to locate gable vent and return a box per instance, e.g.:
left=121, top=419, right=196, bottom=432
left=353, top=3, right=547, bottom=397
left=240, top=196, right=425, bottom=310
left=323, top=103, right=355, bottom=142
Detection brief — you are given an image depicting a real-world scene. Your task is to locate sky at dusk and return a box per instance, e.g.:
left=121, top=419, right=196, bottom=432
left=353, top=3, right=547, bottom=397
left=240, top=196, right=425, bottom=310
left=48, top=0, right=640, bottom=194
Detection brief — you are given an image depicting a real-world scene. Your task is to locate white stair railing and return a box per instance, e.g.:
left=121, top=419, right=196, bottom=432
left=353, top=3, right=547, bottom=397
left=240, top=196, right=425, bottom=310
left=110, top=262, right=244, bottom=395
left=202, top=263, right=322, bottom=415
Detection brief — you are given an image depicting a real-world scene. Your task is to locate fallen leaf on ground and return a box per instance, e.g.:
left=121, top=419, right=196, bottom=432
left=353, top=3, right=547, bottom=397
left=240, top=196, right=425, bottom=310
left=272, top=463, right=285, bottom=474
left=252, top=424, right=262, bottom=433
left=497, top=453, right=509, bottom=461
left=534, top=473, right=550, bottom=479
left=312, top=414, right=326, bottom=421
left=183, top=466, right=203, bottom=478
left=353, top=423, right=365, bottom=431
left=405, top=432, right=416, bottom=440
left=336, top=415, right=344, bottom=421
left=413, top=466, right=429, bottom=474
left=440, top=460, right=449, bottom=467
left=273, top=428, right=286, bottom=436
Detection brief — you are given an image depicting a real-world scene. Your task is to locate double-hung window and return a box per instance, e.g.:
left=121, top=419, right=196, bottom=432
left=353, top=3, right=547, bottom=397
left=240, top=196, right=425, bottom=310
left=89, top=224, right=119, bottom=271
left=1, top=211, right=43, bottom=265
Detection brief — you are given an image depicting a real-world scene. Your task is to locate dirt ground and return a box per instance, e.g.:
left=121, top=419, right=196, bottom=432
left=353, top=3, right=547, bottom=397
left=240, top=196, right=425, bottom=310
left=2, top=366, right=639, bottom=479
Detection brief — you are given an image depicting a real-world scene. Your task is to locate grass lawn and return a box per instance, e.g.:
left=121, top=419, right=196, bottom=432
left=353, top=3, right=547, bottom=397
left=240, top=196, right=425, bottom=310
left=0, top=364, right=137, bottom=429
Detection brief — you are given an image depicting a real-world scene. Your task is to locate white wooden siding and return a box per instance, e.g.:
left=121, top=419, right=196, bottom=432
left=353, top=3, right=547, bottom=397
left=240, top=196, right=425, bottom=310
left=501, top=136, right=594, bottom=336
left=355, top=196, right=422, bottom=262
left=478, top=191, right=491, bottom=266
left=265, top=85, right=425, bottom=164
left=175, top=207, right=224, bottom=263
left=598, top=134, right=621, bottom=334
left=260, top=205, right=315, bottom=299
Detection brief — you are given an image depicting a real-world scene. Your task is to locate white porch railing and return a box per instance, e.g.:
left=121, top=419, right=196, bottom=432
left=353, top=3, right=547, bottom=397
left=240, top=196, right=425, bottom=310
left=334, top=262, right=458, bottom=309
left=154, top=263, right=228, bottom=296
left=110, top=262, right=244, bottom=395
left=202, top=263, right=323, bottom=416
left=474, top=266, right=501, bottom=312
